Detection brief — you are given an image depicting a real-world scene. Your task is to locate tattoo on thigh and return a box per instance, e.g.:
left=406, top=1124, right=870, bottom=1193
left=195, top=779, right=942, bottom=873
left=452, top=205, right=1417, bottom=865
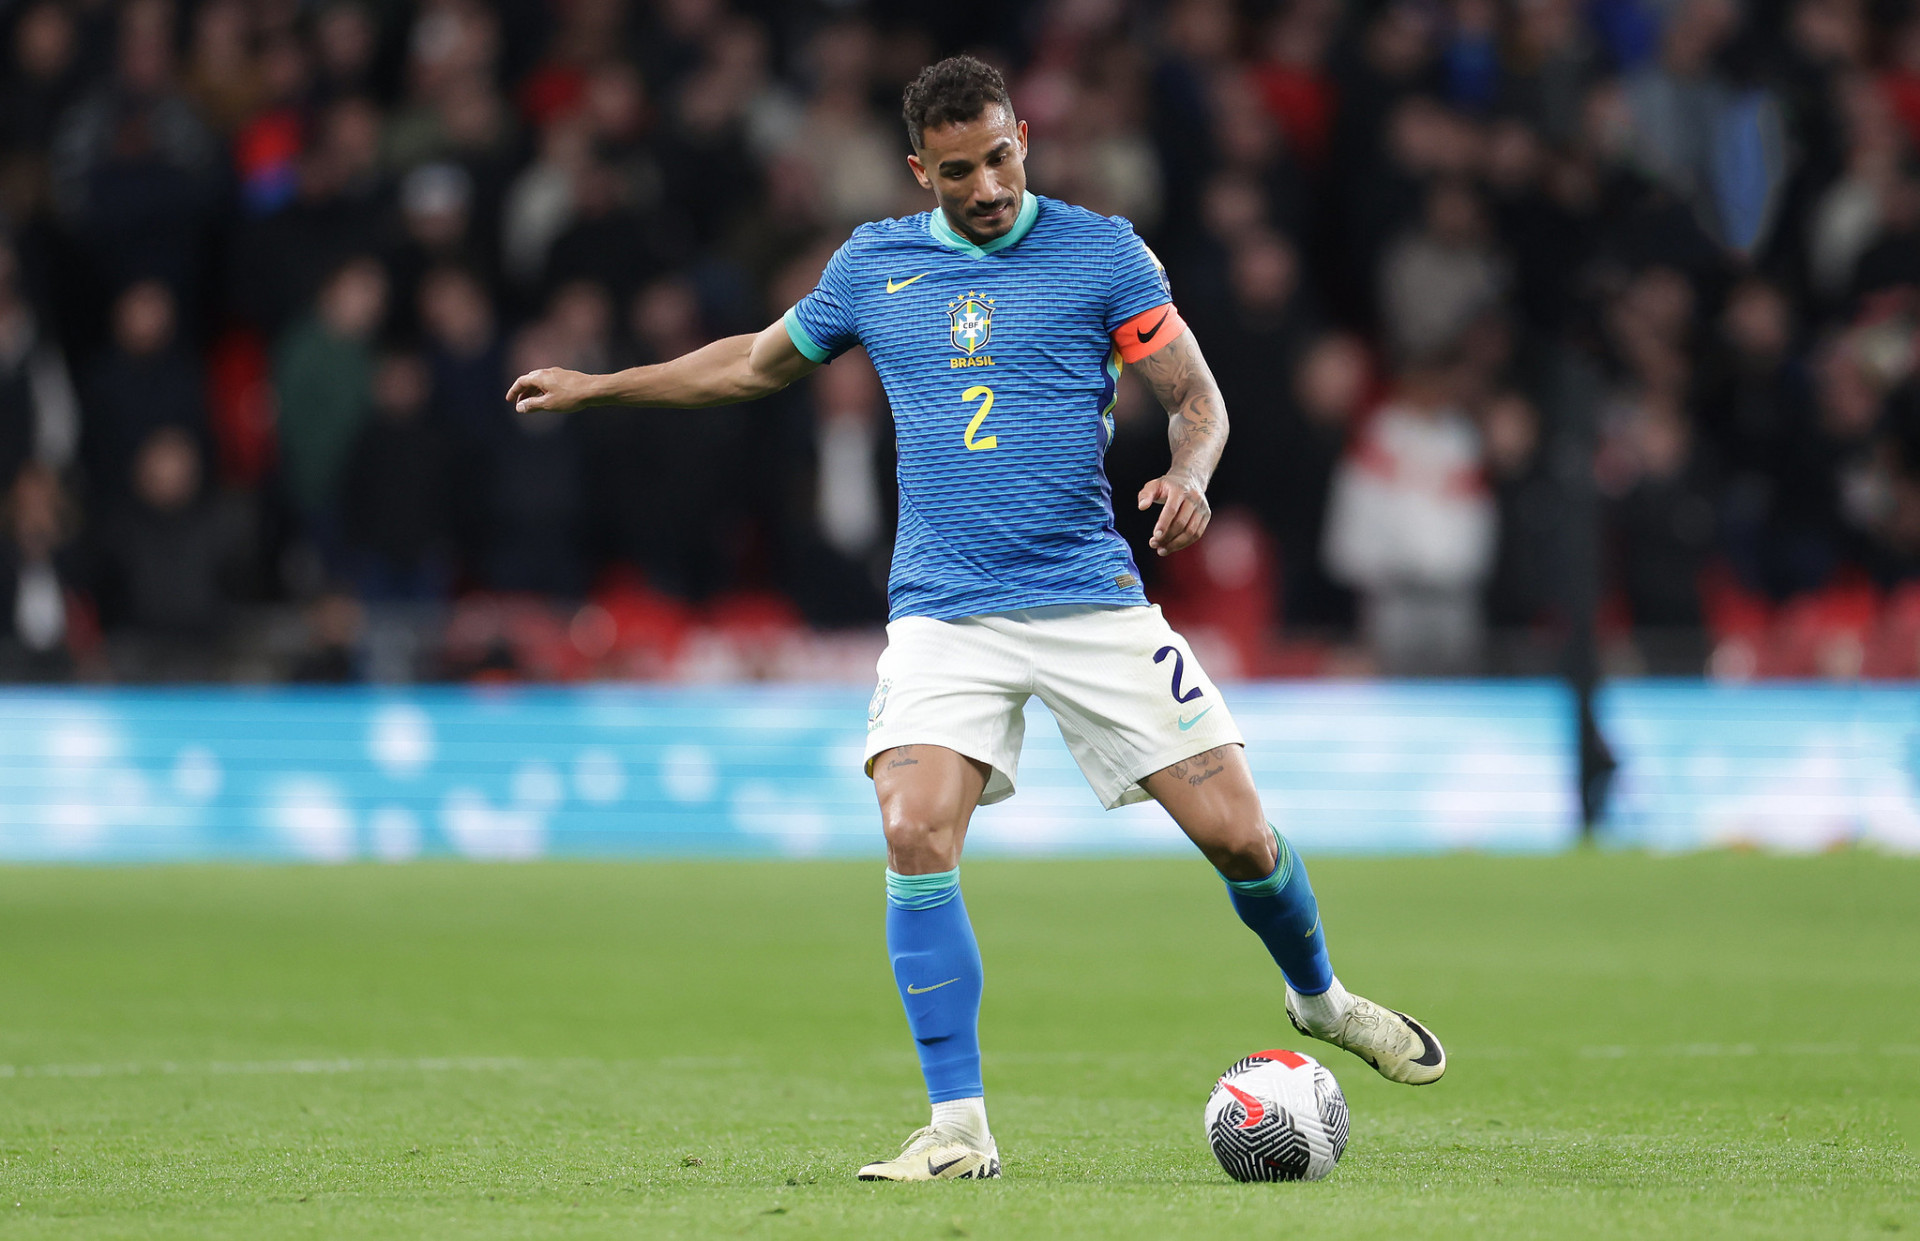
left=1165, top=745, right=1229, bottom=787
left=885, top=746, right=920, bottom=771
left=1186, top=761, right=1225, bottom=787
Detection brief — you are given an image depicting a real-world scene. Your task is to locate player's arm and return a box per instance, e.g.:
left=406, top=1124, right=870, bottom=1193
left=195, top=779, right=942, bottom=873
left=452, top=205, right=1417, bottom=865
left=505, top=318, right=819, bottom=413
left=1130, top=326, right=1228, bottom=557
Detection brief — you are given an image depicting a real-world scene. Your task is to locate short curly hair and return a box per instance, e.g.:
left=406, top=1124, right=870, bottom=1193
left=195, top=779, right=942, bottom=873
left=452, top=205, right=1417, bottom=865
left=901, top=55, right=1013, bottom=150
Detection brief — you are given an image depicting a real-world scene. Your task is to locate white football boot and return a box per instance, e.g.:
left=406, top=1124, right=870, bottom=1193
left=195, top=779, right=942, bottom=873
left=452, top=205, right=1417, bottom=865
left=1286, top=989, right=1447, bottom=1086
left=856, top=1125, right=1001, bottom=1181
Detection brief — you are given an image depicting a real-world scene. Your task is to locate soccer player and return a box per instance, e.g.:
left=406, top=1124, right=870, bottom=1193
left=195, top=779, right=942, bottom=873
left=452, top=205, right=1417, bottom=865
left=507, top=56, right=1446, bottom=1182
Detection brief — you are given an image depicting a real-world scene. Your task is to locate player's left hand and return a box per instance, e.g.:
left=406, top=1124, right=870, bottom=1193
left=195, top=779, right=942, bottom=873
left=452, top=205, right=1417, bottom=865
left=1137, top=474, right=1211, bottom=556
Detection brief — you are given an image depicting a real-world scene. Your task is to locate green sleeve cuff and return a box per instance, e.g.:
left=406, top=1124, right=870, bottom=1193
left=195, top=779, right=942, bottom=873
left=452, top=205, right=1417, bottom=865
left=782, top=307, right=832, bottom=363
left=1223, top=828, right=1293, bottom=896
left=886, top=867, right=961, bottom=909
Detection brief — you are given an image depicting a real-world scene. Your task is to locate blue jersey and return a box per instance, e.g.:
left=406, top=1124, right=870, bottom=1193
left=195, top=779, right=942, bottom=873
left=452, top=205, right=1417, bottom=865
left=783, top=192, right=1176, bottom=621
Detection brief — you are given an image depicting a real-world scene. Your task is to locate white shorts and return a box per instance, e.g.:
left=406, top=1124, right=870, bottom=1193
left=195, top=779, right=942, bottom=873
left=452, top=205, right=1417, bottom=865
left=863, top=604, right=1244, bottom=810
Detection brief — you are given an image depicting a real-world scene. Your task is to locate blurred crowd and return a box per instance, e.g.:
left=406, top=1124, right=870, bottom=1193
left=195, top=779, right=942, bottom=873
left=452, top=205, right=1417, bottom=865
left=8, top=0, right=1920, bottom=681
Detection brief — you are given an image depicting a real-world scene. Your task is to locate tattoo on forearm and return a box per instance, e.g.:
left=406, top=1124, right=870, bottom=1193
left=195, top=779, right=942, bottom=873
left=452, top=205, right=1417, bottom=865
left=1134, top=333, right=1228, bottom=487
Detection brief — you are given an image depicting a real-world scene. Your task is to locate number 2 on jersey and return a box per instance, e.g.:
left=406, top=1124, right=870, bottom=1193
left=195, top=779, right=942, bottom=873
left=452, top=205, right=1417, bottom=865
left=961, top=385, right=997, bottom=451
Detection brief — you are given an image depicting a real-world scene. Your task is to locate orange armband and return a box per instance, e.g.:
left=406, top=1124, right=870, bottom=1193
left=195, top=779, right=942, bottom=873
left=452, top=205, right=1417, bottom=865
left=1112, top=303, right=1187, bottom=363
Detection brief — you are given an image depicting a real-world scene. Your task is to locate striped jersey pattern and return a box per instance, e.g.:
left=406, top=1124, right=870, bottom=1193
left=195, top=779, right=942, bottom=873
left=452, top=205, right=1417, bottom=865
left=785, top=192, right=1172, bottom=621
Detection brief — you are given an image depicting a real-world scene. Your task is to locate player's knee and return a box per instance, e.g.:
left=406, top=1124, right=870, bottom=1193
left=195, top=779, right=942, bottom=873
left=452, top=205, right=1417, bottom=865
left=1209, top=822, right=1277, bottom=883
left=881, top=805, right=961, bottom=870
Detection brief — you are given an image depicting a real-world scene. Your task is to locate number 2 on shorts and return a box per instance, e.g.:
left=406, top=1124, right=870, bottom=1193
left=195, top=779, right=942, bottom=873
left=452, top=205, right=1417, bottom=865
left=962, top=385, right=997, bottom=451
left=1154, top=645, right=1204, bottom=703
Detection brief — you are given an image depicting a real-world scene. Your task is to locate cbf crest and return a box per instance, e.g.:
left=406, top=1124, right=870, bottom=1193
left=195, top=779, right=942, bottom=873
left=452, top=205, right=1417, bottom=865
left=948, top=291, right=995, bottom=355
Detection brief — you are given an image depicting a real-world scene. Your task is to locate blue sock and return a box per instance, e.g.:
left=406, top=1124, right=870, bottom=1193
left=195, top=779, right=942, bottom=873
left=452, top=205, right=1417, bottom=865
left=885, top=868, right=984, bottom=1103
left=1224, top=827, right=1334, bottom=995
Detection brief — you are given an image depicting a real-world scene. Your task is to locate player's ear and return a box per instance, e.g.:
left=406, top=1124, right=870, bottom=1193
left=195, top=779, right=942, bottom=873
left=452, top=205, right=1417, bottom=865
left=1015, top=118, right=1028, bottom=159
left=906, top=152, right=933, bottom=191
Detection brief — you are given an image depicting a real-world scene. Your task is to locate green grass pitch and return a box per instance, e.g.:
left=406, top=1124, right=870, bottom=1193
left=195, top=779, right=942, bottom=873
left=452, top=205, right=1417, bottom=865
left=2, top=852, right=1916, bottom=1239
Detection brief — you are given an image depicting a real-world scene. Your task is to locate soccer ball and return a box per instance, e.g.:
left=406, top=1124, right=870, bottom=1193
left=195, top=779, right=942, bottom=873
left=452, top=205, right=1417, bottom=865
left=1204, top=1048, right=1349, bottom=1182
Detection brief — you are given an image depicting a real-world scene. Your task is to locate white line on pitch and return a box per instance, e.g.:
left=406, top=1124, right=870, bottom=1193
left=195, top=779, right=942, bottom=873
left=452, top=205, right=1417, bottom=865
left=0, top=1056, right=539, bottom=1080
left=1579, top=1043, right=1920, bottom=1058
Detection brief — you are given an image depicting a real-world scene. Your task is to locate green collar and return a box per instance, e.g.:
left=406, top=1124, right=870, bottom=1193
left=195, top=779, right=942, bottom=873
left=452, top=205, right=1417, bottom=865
left=927, top=191, right=1040, bottom=258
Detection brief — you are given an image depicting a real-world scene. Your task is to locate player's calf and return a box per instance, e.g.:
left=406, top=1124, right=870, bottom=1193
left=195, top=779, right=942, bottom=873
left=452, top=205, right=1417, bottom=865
left=1208, top=820, right=1447, bottom=1087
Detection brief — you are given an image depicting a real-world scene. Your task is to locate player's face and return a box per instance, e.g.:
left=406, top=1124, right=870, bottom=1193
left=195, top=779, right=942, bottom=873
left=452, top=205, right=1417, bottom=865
left=907, top=107, right=1029, bottom=245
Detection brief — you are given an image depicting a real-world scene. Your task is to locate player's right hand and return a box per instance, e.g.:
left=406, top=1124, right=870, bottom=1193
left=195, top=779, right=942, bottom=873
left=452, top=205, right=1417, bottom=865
left=506, top=367, right=594, bottom=414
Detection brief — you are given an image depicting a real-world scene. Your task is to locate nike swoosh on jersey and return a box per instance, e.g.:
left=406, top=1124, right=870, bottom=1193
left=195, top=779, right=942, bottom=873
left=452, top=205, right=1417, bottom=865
left=886, top=273, right=929, bottom=293
left=1177, top=707, right=1213, bottom=731
left=907, top=978, right=960, bottom=994
left=1136, top=306, right=1172, bottom=342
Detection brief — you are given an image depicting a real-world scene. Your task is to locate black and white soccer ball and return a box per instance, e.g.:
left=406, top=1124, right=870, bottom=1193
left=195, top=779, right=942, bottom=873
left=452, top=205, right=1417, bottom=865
left=1204, top=1048, right=1349, bottom=1182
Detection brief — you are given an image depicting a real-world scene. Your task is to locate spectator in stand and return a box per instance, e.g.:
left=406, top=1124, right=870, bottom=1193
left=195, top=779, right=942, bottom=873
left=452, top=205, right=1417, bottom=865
left=473, top=322, right=589, bottom=595
left=0, top=245, right=79, bottom=488
left=312, top=1, right=380, bottom=102
left=230, top=96, right=390, bottom=333
left=790, top=349, right=890, bottom=626
left=342, top=351, right=455, bottom=602
left=1485, top=118, right=1586, bottom=335
left=1501, top=0, right=1601, bottom=146
left=1274, top=334, right=1368, bottom=631
left=1197, top=228, right=1323, bottom=519
left=1816, top=324, right=1920, bottom=583
left=582, top=274, right=746, bottom=599
left=1148, top=0, right=1237, bottom=243
left=287, top=588, right=366, bottom=682
left=48, top=0, right=222, bottom=308
left=387, top=162, right=486, bottom=342
left=274, top=256, right=387, bottom=554
left=1019, top=57, right=1163, bottom=231
left=181, top=0, right=263, bottom=137
left=652, top=18, right=771, bottom=251
left=1618, top=0, right=1787, bottom=254
left=3, top=1, right=83, bottom=156
left=84, top=280, right=204, bottom=506
left=1808, top=74, right=1902, bottom=310
left=1850, top=175, right=1920, bottom=304
left=501, top=116, right=593, bottom=295
left=1695, top=278, right=1824, bottom=596
left=1330, top=20, right=1446, bottom=318
left=393, top=0, right=500, bottom=149
left=93, top=426, right=250, bottom=680
left=1378, top=178, right=1509, bottom=368
left=780, top=22, right=901, bottom=232
left=0, top=464, right=83, bottom=680
left=1174, top=169, right=1275, bottom=306
left=1606, top=392, right=1717, bottom=633
left=1252, top=0, right=1339, bottom=168
left=1323, top=356, right=1497, bottom=673
left=543, top=279, right=615, bottom=375
left=419, top=265, right=505, bottom=432
left=545, top=161, right=662, bottom=306
left=1481, top=391, right=1560, bottom=637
